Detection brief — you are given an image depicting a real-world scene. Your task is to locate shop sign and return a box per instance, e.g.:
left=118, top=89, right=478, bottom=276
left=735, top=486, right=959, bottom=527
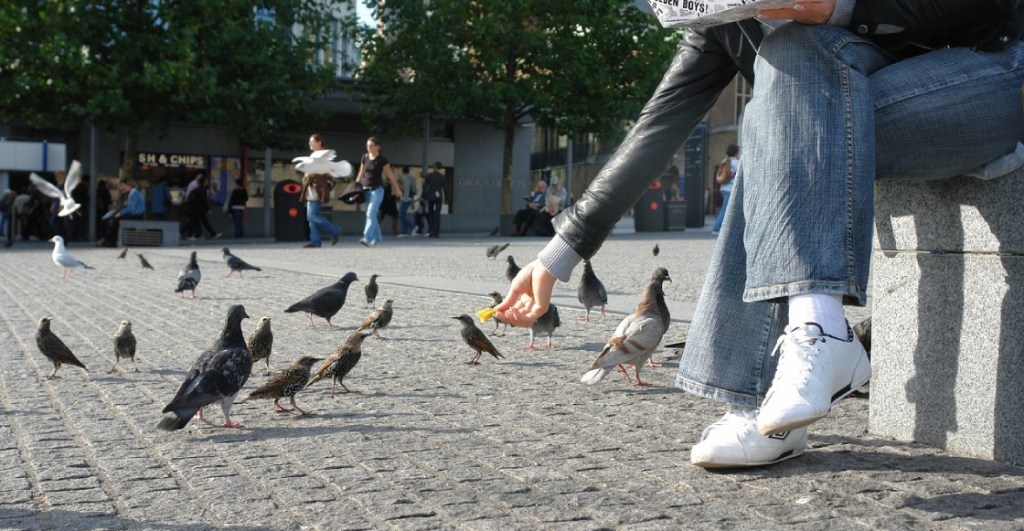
left=136, top=152, right=208, bottom=169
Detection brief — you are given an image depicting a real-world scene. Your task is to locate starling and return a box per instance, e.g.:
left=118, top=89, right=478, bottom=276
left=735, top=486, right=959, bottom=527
left=222, top=247, right=261, bottom=278
left=247, top=316, right=274, bottom=373
left=285, top=272, right=359, bottom=328
left=364, top=274, right=379, bottom=306
left=486, top=243, right=510, bottom=259
left=110, top=320, right=138, bottom=373
left=307, top=332, right=372, bottom=396
left=117, top=247, right=129, bottom=259
left=577, top=259, right=608, bottom=322
left=157, top=305, right=251, bottom=430
left=653, top=244, right=660, bottom=257
left=356, top=298, right=394, bottom=339
left=138, top=254, right=154, bottom=270
left=505, top=255, right=521, bottom=283
left=487, top=291, right=511, bottom=336
left=175, top=251, right=201, bottom=299
left=581, top=267, right=671, bottom=387
left=453, top=314, right=503, bottom=365
left=243, top=356, right=321, bottom=415
left=527, top=304, right=561, bottom=350
left=48, top=236, right=93, bottom=279
left=35, top=316, right=88, bottom=379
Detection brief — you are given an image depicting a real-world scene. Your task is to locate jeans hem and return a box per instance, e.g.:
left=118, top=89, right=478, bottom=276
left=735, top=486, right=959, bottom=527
left=675, top=375, right=759, bottom=409
left=742, top=280, right=865, bottom=306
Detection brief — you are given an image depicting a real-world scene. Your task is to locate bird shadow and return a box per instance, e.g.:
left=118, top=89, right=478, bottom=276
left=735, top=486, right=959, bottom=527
left=501, top=361, right=561, bottom=369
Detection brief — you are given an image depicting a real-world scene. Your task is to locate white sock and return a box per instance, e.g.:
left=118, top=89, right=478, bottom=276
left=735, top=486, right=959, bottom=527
left=788, top=294, right=847, bottom=339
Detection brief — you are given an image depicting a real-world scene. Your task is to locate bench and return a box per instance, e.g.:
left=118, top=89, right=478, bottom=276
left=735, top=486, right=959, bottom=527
left=870, top=166, right=1024, bottom=465
left=118, top=220, right=180, bottom=247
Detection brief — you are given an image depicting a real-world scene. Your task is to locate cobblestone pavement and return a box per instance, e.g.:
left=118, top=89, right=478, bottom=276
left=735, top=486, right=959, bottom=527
left=1, top=231, right=1022, bottom=530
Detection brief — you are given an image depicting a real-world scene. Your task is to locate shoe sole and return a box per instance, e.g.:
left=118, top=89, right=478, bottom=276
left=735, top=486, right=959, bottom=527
left=692, top=442, right=806, bottom=469
left=759, top=355, right=872, bottom=435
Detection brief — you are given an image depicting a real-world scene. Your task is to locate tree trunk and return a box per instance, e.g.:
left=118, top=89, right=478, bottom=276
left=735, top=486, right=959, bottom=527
left=120, top=130, right=138, bottom=180
left=501, top=116, right=515, bottom=215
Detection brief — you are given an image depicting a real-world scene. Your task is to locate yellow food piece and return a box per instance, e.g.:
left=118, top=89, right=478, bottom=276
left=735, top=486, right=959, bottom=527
left=476, top=307, right=496, bottom=323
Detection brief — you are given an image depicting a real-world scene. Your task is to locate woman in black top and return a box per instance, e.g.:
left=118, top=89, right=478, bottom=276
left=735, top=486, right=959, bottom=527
left=354, top=137, right=402, bottom=246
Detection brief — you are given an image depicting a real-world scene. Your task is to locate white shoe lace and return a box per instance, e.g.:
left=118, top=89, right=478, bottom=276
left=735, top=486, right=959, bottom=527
left=704, top=405, right=757, bottom=437
left=769, top=326, right=823, bottom=388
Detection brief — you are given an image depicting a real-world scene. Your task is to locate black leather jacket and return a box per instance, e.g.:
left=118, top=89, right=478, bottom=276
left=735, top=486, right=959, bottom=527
left=552, top=0, right=1023, bottom=262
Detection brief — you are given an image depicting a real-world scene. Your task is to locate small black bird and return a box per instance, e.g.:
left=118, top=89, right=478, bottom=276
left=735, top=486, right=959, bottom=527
left=247, top=316, right=273, bottom=373
left=307, top=332, right=372, bottom=396
left=157, top=305, right=251, bottom=430
left=138, top=254, right=154, bottom=270
left=527, top=304, right=561, bottom=350
left=117, top=247, right=129, bottom=259
left=453, top=314, right=503, bottom=365
left=110, top=320, right=138, bottom=373
left=222, top=247, right=261, bottom=278
left=505, top=256, right=521, bottom=283
left=35, top=316, right=88, bottom=379
left=364, top=274, right=379, bottom=306
left=577, top=259, right=608, bottom=322
left=356, top=299, right=394, bottom=339
left=486, top=243, right=510, bottom=259
left=175, top=251, right=201, bottom=299
left=487, top=291, right=511, bottom=336
left=242, top=356, right=321, bottom=415
left=653, top=244, right=660, bottom=257
left=285, top=272, right=359, bottom=328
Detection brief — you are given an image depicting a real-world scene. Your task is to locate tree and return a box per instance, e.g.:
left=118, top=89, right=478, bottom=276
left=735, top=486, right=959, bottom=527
left=354, top=0, right=676, bottom=215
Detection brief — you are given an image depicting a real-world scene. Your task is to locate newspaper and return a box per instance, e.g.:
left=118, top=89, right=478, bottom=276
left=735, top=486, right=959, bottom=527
left=647, top=0, right=795, bottom=30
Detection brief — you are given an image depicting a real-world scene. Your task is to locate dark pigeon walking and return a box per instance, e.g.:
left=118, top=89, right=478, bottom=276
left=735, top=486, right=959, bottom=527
left=486, top=243, right=510, bottom=259
left=157, top=305, right=251, bottom=430
left=110, top=320, right=138, bottom=373
left=247, top=316, right=273, bottom=373
left=356, top=298, right=394, bottom=339
left=138, top=254, right=154, bottom=270
left=453, top=314, right=503, bottom=365
left=526, top=304, right=561, bottom=350
left=577, top=259, right=608, bottom=322
left=505, top=256, right=520, bottom=283
left=175, top=251, right=201, bottom=299
left=285, top=272, right=359, bottom=329
left=364, top=274, right=379, bottom=306
left=117, top=247, right=129, bottom=259
left=242, top=356, right=320, bottom=415
left=306, top=332, right=371, bottom=396
left=222, top=247, right=261, bottom=278
left=35, top=316, right=88, bottom=379
left=653, top=244, right=660, bottom=257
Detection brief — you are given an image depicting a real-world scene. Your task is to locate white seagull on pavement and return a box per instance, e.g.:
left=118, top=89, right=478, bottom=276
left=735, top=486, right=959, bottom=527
left=49, top=235, right=93, bottom=279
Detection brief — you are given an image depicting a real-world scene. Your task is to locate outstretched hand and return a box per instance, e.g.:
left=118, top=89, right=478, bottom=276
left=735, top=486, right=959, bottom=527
left=758, top=0, right=834, bottom=24
left=494, top=260, right=557, bottom=327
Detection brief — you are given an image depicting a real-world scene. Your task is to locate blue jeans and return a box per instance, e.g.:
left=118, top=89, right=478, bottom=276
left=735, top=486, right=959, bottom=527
left=231, top=209, right=244, bottom=238
left=712, top=190, right=730, bottom=232
left=678, top=23, right=1024, bottom=409
left=398, top=198, right=415, bottom=235
left=363, top=187, right=384, bottom=244
left=306, top=201, right=340, bottom=245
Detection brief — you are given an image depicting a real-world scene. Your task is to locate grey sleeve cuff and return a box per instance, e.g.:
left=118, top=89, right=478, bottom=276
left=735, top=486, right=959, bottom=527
left=828, top=0, right=856, bottom=27
left=538, top=235, right=583, bottom=283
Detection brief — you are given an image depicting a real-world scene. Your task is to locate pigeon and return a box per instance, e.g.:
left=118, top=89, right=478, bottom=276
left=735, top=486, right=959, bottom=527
left=581, top=267, right=671, bottom=386
left=247, top=316, right=274, bottom=373
left=356, top=298, right=394, bottom=339
left=577, top=259, right=608, bottom=322
left=854, top=317, right=872, bottom=357
left=29, top=160, right=82, bottom=217
left=110, top=320, right=138, bottom=373
left=292, top=149, right=353, bottom=178
left=222, top=247, right=261, bottom=278
left=487, top=291, right=511, bottom=336
left=242, top=356, right=321, bottom=415
left=35, top=316, right=88, bottom=379
left=486, top=243, right=510, bottom=259
left=306, top=331, right=372, bottom=396
left=364, top=274, right=379, bottom=306
left=453, top=314, right=503, bottom=365
left=48, top=236, right=93, bottom=279
left=284, top=272, right=359, bottom=328
left=138, top=254, right=154, bottom=270
left=505, top=255, right=521, bottom=283
left=527, top=303, right=561, bottom=350
left=175, top=251, right=201, bottom=299
left=157, top=305, right=251, bottom=430
left=117, top=247, right=129, bottom=260
left=653, top=244, right=660, bottom=257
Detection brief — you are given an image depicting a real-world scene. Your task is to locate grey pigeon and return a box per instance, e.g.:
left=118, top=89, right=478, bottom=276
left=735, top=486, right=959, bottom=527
left=157, top=305, right=251, bottom=430
left=356, top=298, right=394, bottom=339
left=48, top=236, right=93, bottom=279
left=247, top=316, right=274, bottom=373
left=110, top=320, right=138, bottom=373
left=487, top=291, right=511, bottom=336
left=307, top=332, right=372, bottom=396
left=138, top=254, right=154, bottom=270
left=486, top=243, right=510, bottom=259
left=284, top=272, right=359, bottom=328
left=505, top=255, right=521, bottom=283
left=242, top=356, right=321, bottom=415
left=453, top=314, right=503, bottom=365
left=35, top=316, right=88, bottom=379
left=364, top=274, right=379, bottom=306
left=854, top=317, right=872, bottom=357
left=175, top=251, right=201, bottom=299
left=527, top=303, right=561, bottom=350
left=577, top=259, right=608, bottom=322
left=117, top=247, right=129, bottom=259
left=653, top=244, right=660, bottom=257
left=222, top=247, right=261, bottom=278
left=581, top=268, right=671, bottom=386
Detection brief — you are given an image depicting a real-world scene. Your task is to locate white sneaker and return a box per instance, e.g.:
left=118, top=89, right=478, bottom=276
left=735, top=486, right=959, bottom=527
left=757, top=322, right=871, bottom=435
left=691, top=407, right=807, bottom=468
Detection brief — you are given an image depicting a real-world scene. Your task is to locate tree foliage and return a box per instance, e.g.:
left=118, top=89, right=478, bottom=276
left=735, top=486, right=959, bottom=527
left=354, top=0, right=676, bottom=214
